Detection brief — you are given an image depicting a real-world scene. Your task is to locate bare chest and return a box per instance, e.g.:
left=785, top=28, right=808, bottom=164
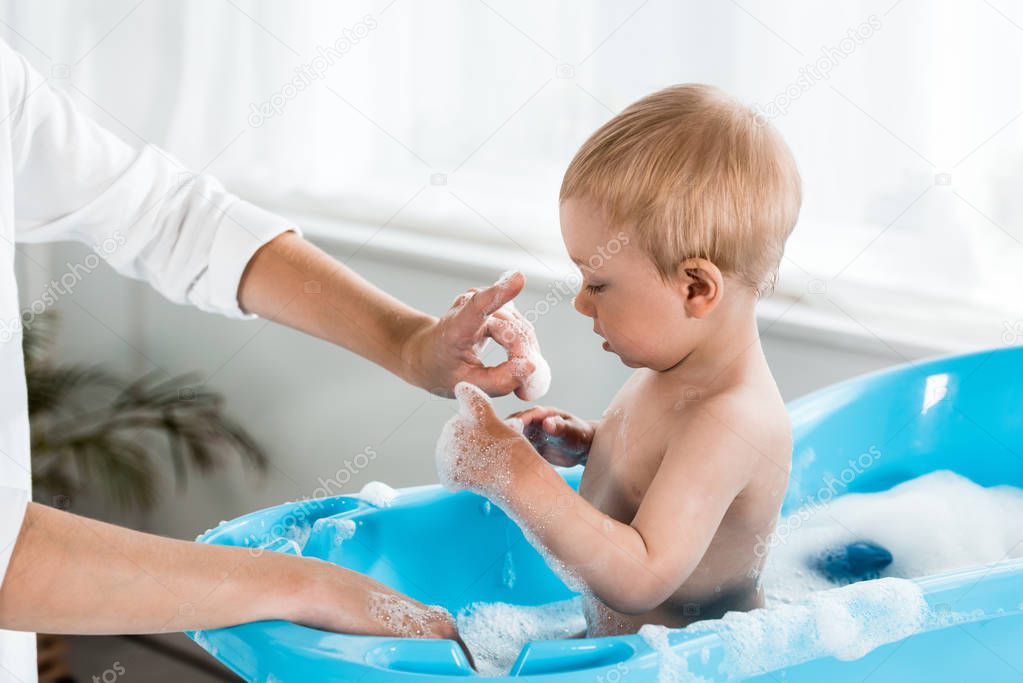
left=577, top=396, right=674, bottom=522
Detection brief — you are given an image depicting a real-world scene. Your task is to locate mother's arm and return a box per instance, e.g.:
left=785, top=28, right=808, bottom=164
left=0, top=502, right=457, bottom=639
left=239, top=232, right=538, bottom=397
left=3, top=36, right=539, bottom=401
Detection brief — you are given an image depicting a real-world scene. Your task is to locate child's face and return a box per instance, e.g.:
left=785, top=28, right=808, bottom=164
left=560, top=198, right=700, bottom=371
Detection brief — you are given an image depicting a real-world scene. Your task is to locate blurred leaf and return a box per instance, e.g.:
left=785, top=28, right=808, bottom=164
left=24, top=311, right=267, bottom=513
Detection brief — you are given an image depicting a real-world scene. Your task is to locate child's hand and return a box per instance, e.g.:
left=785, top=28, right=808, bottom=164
left=435, top=382, right=531, bottom=497
left=507, top=406, right=595, bottom=466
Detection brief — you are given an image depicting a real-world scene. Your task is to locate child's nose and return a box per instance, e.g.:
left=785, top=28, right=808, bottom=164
left=573, top=292, right=594, bottom=318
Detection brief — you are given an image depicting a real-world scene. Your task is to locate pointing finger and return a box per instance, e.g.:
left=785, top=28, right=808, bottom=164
left=467, top=271, right=525, bottom=319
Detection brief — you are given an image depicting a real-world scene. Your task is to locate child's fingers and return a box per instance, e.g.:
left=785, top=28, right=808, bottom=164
left=544, top=415, right=580, bottom=431
left=508, top=405, right=556, bottom=427
left=507, top=406, right=545, bottom=419
left=453, top=381, right=494, bottom=422
left=543, top=415, right=570, bottom=436
left=542, top=416, right=592, bottom=453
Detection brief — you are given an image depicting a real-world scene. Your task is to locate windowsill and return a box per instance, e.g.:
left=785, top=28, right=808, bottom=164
left=296, top=213, right=987, bottom=361
left=299, top=213, right=578, bottom=285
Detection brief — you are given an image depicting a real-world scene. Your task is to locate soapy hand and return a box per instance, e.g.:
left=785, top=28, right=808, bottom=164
left=293, top=560, right=466, bottom=648
left=484, top=297, right=552, bottom=401
left=404, top=271, right=551, bottom=400
left=435, top=382, right=531, bottom=497
left=507, top=406, right=595, bottom=467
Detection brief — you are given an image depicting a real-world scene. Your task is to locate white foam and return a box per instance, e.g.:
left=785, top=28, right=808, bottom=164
left=435, top=383, right=516, bottom=498
left=502, top=552, right=516, bottom=589
left=762, top=470, right=1023, bottom=603
left=367, top=591, right=452, bottom=638
left=453, top=581, right=927, bottom=679
left=359, top=481, right=398, bottom=508
left=582, top=593, right=630, bottom=636
left=436, top=384, right=589, bottom=593
left=687, top=578, right=928, bottom=678
left=312, top=517, right=356, bottom=545
left=511, top=354, right=551, bottom=402
left=248, top=520, right=311, bottom=555
left=494, top=300, right=551, bottom=401
left=456, top=598, right=586, bottom=676
left=639, top=624, right=708, bottom=683
left=451, top=471, right=1016, bottom=678
left=283, top=520, right=312, bottom=548
left=516, top=519, right=586, bottom=594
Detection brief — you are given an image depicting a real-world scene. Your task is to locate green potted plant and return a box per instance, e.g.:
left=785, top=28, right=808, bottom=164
left=26, top=311, right=267, bottom=510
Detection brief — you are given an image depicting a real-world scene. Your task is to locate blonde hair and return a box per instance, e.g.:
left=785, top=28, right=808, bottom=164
left=560, top=84, right=801, bottom=296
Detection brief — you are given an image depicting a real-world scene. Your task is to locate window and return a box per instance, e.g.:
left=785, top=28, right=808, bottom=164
left=4, top=0, right=1020, bottom=347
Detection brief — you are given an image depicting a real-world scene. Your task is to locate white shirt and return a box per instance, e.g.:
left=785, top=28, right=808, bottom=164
left=0, top=40, right=292, bottom=682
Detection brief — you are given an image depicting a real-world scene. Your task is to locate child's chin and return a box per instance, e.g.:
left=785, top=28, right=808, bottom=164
left=603, top=342, right=643, bottom=368
left=617, top=355, right=644, bottom=369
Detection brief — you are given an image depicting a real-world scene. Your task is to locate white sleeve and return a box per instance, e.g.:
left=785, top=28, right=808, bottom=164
left=3, top=40, right=295, bottom=319
left=0, top=487, right=28, bottom=590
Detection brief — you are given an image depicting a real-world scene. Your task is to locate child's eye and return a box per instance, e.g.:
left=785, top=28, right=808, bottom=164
left=585, top=284, right=605, bottom=294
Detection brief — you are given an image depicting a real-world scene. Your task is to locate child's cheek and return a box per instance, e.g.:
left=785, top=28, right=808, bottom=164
left=617, top=300, right=678, bottom=363
left=605, top=306, right=648, bottom=356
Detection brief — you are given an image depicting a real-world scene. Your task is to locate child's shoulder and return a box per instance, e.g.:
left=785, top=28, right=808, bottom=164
left=667, top=379, right=792, bottom=466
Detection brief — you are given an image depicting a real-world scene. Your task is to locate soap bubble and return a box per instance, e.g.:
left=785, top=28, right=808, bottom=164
left=435, top=383, right=517, bottom=499
left=457, top=598, right=586, bottom=676
left=487, top=299, right=551, bottom=401
left=359, top=481, right=398, bottom=508
left=367, top=591, right=452, bottom=639
left=762, top=470, right=1023, bottom=602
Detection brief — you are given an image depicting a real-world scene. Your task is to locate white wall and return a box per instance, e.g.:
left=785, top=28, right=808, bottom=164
left=28, top=236, right=918, bottom=539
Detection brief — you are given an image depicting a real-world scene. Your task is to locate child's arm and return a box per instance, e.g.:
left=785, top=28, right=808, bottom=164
left=438, top=383, right=757, bottom=614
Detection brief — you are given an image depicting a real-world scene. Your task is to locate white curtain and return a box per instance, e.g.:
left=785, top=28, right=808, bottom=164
left=3, top=0, right=1021, bottom=345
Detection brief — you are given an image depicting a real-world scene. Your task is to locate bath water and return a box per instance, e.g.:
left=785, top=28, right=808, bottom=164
left=456, top=470, right=1023, bottom=676
left=762, top=470, right=1023, bottom=603
left=455, top=598, right=586, bottom=676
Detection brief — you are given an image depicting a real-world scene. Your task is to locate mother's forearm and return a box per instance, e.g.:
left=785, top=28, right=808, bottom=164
left=0, top=503, right=308, bottom=634
left=0, top=503, right=342, bottom=635
left=238, top=231, right=434, bottom=386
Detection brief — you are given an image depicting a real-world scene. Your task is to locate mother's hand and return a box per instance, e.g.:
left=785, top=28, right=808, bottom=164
left=403, top=271, right=545, bottom=398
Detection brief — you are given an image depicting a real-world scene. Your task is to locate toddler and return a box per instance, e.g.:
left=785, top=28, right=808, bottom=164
left=438, top=84, right=801, bottom=636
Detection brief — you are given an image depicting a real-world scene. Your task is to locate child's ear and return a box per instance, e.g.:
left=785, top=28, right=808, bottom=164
left=674, top=258, right=724, bottom=318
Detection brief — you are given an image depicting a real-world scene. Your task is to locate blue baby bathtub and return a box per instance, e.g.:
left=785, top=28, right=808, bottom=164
left=191, top=346, right=1023, bottom=681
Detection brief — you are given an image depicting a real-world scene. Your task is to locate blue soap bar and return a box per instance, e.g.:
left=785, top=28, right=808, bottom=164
left=813, top=541, right=893, bottom=583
